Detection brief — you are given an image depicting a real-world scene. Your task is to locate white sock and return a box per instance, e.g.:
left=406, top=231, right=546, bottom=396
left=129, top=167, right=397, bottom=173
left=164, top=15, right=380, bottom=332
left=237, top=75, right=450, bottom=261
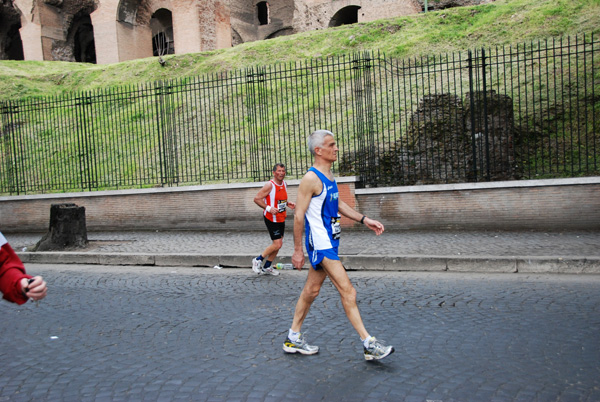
left=362, top=335, right=374, bottom=348
left=288, top=329, right=301, bottom=342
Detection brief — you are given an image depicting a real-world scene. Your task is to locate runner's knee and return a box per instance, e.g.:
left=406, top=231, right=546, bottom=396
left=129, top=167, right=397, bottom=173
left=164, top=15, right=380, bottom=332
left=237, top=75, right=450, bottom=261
left=340, top=285, right=357, bottom=305
left=302, top=285, right=321, bottom=301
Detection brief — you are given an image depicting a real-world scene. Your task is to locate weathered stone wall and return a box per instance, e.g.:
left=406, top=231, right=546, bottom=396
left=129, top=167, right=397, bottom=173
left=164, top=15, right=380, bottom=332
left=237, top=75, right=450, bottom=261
left=340, top=90, right=518, bottom=187
left=404, top=93, right=470, bottom=184
left=404, top=90, right=517, bottom=183
left=2, top=0, right=493, bottom=63
left=464, top=90, right=516, bottom=181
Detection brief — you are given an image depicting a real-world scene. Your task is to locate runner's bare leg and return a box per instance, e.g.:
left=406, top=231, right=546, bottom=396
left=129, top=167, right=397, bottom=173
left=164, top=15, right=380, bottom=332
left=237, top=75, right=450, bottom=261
left=290, top=267, right=327, bottom=332
left=319, top=257, right=370, bottom=340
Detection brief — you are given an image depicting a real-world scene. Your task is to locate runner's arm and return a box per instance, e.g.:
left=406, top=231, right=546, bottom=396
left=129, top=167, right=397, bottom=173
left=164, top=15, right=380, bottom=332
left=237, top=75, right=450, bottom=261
left=253, top=182, right=276, bottom=214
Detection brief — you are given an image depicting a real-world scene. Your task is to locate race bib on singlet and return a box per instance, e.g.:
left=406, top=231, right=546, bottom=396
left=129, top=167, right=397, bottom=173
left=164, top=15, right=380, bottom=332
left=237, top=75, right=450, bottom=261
left=331, top=216, right=341, bottom=240
left=277, top=200, right=287, bottom=212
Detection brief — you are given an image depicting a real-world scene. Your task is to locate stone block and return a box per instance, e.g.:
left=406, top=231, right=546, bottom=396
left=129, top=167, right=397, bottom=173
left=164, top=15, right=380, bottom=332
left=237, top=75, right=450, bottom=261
left=517, top=257, right=600, bottom=274
left=340, top=255, right=447, bottom=271
left=154, top=254, right=214, bottom=267
left=447, top=257, right=517, bottom=273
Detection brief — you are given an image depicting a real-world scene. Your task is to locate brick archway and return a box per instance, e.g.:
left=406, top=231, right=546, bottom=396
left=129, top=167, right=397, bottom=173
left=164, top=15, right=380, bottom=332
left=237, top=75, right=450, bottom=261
left=70, top=11, right=96, bottom=63
left=151, top=8, right=174, bottom=56
left=116, top=0, right=173, bottom=61
left=329, top=5, right=361, bottom=27
left=22, top=0, right=98, bottom=62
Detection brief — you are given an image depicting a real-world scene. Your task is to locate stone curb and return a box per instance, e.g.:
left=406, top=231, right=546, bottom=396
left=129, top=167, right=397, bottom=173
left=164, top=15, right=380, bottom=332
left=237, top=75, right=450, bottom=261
left=516, top=256, right=600, bottom=274
left=17, top=252, right=600, bottom=274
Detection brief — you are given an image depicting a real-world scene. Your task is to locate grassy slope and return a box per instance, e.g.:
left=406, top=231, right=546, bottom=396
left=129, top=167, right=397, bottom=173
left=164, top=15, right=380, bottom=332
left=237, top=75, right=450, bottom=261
left=0, top=0, right=598, bottom=101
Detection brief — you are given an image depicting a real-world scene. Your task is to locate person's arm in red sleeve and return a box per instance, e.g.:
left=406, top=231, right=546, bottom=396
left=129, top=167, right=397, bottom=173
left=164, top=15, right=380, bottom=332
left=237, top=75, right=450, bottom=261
left=0, top=241, right=31, bottom=305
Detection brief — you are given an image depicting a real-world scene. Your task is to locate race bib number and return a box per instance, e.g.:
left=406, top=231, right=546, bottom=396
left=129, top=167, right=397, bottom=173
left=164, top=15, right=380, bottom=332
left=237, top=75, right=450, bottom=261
left=331, top=216, right=341, bottom=240
left=277, top=200, right=287, bottom=212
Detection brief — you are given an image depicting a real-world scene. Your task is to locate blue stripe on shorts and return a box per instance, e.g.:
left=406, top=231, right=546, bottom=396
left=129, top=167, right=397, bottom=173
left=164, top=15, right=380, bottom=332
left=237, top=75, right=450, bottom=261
left=310, top=247, right=340, bottom=269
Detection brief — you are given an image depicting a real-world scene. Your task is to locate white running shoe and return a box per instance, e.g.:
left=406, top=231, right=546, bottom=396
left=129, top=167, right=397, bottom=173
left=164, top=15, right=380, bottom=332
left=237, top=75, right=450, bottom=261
left=283, top=334, right=319, bottom=355
left=261, top=266, right=279, bottom=276
left=363, top=337, right=394, bottom=361
left=252, top=258, right=262, bottom=274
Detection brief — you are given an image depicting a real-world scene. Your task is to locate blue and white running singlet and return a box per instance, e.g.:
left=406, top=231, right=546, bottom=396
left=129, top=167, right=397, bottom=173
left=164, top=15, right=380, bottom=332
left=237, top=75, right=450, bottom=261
left=305, top=167, right=341, bottom=268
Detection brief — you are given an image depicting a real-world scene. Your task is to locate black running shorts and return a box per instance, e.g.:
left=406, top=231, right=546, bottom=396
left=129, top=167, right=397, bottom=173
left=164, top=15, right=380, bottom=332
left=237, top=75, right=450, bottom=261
left=264, top=216, right=285, bottom=240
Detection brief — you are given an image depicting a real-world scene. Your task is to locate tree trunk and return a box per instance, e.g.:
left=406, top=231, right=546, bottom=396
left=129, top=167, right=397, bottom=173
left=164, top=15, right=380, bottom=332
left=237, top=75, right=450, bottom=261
left=35, top=204, right=88, bottom=251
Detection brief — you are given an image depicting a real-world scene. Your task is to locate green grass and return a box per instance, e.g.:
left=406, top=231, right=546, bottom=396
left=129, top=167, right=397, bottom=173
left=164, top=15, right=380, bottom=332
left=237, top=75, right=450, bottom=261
left=1, top=0, right=599, bottom=102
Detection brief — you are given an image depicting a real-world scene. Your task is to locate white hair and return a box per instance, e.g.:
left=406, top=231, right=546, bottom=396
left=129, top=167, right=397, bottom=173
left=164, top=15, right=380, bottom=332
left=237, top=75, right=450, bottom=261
left=308, top=130, right=334, bottom=156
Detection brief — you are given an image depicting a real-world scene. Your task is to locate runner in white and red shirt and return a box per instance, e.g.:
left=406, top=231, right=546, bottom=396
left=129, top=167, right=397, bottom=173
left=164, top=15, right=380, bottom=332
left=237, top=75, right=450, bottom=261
left=252, top=164, right=296, bottom=276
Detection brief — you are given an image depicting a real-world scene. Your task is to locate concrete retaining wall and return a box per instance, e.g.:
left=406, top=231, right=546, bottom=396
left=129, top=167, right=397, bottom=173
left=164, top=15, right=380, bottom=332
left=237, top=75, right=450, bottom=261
left=0, top=177, right=359, bottom=232
left=355, top=177, right=600, bottom=231
left=1, top=177, right=599, bottom=233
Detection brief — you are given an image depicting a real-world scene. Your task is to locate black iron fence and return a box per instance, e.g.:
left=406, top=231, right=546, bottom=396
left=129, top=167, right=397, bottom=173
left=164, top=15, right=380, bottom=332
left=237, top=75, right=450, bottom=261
left=1, top=34, right=598, bottom=195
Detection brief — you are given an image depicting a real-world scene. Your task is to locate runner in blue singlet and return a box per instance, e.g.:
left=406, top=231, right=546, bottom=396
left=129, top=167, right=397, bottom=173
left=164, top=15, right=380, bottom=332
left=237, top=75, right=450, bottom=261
left=282, top=129, right=395, bottom=361
left=304, top=166, right=341, bottom=269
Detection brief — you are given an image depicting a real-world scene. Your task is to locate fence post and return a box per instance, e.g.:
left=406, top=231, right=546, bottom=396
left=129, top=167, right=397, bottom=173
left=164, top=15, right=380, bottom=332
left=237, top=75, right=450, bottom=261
left=245, top=67, right=269, bottom=181
left=155, top=81, right=178, bottom=186
left=0, top=102, right=18, bottom=194
left=75, top=94, right=97, bottom=191
left=467, top=50, right=479, bottom=182
left=245, top=69, right=259, bottom=181
left=481, top=48, right=491, bottom=181
left=352, top=52, right=377, bottom=187
left=155, top=81, right=166, bottom=186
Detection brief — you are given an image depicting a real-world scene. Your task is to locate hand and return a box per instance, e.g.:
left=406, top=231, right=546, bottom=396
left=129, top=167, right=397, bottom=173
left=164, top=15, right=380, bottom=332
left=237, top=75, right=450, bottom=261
left=266, top=206, right=277, bottom=215
left=364, top=217, right=385, bottom=236
left=287, top=201, right=296, bottom=209
left=21, top=276, right=47, bottom=301
left=292, top=249, right=305, bottom=270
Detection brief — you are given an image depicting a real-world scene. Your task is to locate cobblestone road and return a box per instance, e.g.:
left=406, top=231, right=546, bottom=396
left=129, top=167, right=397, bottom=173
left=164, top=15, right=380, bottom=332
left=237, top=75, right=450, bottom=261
left=1, top=264, right=599, bottom=401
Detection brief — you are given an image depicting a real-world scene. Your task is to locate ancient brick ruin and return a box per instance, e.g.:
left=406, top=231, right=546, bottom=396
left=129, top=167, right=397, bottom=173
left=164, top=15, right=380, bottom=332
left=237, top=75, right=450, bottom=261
left=0, top=0, right=494, bottom=64
left=340, top=91, right=518, bottom=186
